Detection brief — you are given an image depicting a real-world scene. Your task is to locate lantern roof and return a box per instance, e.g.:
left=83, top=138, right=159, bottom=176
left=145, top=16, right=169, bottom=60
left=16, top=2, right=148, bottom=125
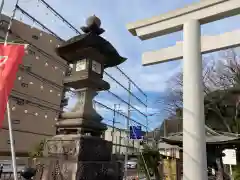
left=56, top=15, right=127, bottom=68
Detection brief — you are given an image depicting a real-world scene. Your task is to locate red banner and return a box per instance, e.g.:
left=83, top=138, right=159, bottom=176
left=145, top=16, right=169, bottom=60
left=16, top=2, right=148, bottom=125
left=0, top=44, right=25, bottom=127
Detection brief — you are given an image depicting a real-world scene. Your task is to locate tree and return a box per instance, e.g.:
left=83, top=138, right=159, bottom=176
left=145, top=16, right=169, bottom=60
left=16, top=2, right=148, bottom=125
left=28, top=139, right=46, bottom=158
left=233, top=165, right=240, bottom=180
left=138, top=143, right=161, bottom=180
left=204, top=87, right=240, bottom=133
left=158, top=48, right=240, bottom=133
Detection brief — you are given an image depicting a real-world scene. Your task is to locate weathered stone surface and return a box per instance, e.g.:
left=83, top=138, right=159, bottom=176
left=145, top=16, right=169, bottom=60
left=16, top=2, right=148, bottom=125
left=77, top=136, right=112, bottom=161
left=76, top=161, right=121, bottom=180
left=61, top=89, right=102, bottom=122
left=40, top=159, right=76, bottom=180
left=40, top=158, right=123, bottom=180
left=44, top=135, right=112, bottom=161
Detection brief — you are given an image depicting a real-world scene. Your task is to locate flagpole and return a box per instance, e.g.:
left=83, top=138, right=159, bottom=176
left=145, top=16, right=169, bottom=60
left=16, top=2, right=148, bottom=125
left=2, top=0, right=20, bottom=180
left=6, top=102, right=18, bottom=180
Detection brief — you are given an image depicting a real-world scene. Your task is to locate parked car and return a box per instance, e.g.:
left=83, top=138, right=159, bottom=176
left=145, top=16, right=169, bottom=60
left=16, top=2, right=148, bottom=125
left=126, top=160, right=137, bottom=169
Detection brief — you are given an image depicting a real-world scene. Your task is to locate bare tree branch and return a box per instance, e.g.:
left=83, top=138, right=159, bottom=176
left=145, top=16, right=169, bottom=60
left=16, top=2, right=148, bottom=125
left=158, top=48, right=240, bottom=133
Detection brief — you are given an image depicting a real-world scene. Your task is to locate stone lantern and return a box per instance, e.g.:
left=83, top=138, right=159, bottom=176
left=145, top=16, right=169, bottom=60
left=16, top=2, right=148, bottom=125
left=41, top=15, right=126, bottom=180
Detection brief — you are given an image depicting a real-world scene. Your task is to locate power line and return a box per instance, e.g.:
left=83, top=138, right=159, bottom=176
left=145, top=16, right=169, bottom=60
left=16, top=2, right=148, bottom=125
left=38, top=0, right=81, bottom=34
left=19, top=65, right=64, bottom=89
left=16, top=5, right=147, bottom=103
left=116, top=66, right=147, bottom=98
left=1, top=20, right=68, bottom=68
left=104, top=71, right=147, bottom=107
left=15, top=2, right=148, bottom=128
left=28, top=1, right=148, bottom=104
left=94, top=100, right=147, bottom=128
left=16, top=5, right=62, bottom=41
left=107, top=90, right=147, bottom=117
left=37, top=0, right=147, bottom=100
left=10, top=90, right=61, bottom=112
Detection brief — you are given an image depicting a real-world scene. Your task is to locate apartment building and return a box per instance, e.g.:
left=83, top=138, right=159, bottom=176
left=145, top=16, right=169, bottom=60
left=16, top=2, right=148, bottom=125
left=0, top=14, right=68, bottom=158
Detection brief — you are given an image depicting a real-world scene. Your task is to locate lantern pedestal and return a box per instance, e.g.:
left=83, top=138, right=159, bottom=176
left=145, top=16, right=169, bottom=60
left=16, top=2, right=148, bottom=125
left=41, top=135, right=121, bottom=180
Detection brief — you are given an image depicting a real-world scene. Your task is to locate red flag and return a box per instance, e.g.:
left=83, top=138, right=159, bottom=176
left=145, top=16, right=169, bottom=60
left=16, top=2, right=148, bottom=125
left=0, top=44, right=25, bottom=126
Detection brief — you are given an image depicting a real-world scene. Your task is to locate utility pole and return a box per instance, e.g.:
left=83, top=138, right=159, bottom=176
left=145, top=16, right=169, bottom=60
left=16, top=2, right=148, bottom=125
left=112, top=104, right=117, bottom=144
left=146, top=116, right=149, bottom=144
left=146, top=97, right=148, bottom=143
left=163, top=119, right=167, bottom=137
left=112, top=104, right=120, bottom=154
left=124, top=81, right=131, bottom=180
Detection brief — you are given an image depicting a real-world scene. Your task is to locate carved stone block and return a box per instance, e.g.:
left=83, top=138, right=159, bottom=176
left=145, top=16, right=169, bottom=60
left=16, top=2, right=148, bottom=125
left=40, top=158, right=123, bottom=180
left=40, top=159, right=77, bottom=180
left=44, top=134, right=112, bottom=161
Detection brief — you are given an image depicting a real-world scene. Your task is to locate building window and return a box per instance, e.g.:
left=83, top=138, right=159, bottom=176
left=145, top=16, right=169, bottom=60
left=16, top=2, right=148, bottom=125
left=7, top=140, right=15, bottom=144
left=32, top=35, right=39, bottom=40
left=12, top=119, right=20, bottom=124
left=16, top=99, right=25, bottom=105
left=21, top=82, right=28, bottom=88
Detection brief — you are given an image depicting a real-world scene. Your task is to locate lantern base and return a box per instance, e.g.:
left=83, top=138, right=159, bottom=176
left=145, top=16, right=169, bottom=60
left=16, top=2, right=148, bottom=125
left=40, top=134, right=123, bottom=180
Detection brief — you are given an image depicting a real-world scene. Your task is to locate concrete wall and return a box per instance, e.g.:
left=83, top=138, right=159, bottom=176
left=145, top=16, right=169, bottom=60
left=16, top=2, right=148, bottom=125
left=0, top=15, right=68, bottom=156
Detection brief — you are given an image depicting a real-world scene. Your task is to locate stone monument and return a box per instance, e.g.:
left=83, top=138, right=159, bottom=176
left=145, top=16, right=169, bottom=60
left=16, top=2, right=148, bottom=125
left=40, top=15, right=126, bottom=180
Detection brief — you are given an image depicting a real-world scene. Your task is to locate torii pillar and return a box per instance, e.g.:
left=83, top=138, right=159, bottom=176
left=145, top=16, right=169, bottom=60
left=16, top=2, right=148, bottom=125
left=126, top=1, right=240, bottom=180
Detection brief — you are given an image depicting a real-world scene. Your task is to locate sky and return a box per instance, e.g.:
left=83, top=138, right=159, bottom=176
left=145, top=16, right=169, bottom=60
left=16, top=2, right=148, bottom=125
left=3, top=0, right=240, bottom=130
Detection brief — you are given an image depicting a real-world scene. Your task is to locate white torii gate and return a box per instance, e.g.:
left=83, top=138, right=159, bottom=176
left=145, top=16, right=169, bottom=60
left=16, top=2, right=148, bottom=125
left=126, top=0, right=240, bottom=180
